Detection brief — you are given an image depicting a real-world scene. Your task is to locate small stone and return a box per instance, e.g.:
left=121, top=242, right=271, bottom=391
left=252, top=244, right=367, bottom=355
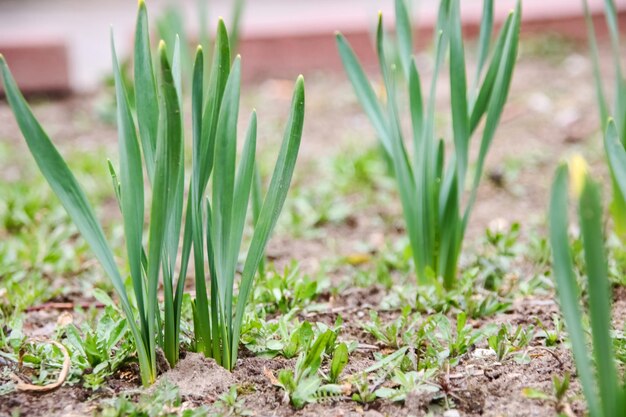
left=443, top=410, right=461, bottom=417
left=472, top=348, right=496, bottom=359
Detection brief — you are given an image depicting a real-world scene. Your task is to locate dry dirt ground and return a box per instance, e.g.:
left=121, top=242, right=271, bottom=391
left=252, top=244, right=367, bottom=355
left=0, top=35, right=619, bottom=416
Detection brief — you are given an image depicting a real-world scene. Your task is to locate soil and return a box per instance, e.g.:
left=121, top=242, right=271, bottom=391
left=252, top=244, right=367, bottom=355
left=0, top=35, right=619, bottom=417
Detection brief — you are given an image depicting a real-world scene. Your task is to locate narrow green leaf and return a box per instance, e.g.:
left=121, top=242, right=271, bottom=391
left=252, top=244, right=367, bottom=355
left=228, top=111, right=257, bottom=280
left=0, top=55, right=153, bottom=385
left=464, top=3, right=520, bottom=232
left=473, top=0, right=494, bottom=91
left=395, top=0, right=413, bottom=78
left=548, top=164, right=601, bottom=417
left=578, top=176, right=618, bottom=417
left=231, top=75, right=305, bottom=364
left=230, top=0, right=246, bottom=53
left=336, top=32, right=391, bottom=154
left=201, top=19, right=231, bottom=189
left=469, top=13, right=513, bottom=131
left=212, top=56, right=242, bottom=323
left=448, top=0, right=470, bottom=194
left=134, top=0, right=159, bottom=182
left=583, top=0, right=609, bottom=127
left=111, top=31, right=147, bottom=338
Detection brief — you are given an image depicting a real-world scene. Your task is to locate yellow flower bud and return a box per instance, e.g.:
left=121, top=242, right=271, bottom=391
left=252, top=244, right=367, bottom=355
left=568, top=154, right=588, bottom=198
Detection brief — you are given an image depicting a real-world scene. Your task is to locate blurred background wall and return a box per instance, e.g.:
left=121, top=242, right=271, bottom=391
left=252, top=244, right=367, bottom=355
left=0, top=0, right=625, bottom=93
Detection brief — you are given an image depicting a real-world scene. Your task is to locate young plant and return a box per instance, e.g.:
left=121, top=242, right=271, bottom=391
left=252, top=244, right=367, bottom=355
left=275, top=330, right=346, bottom=409
left=549, top=148, right=626, bottom=417
left=583, top=0, right=626, bottom=240
left=0, top=1, right=303, bottom=385
left=336, top=0, right=520, bottom=288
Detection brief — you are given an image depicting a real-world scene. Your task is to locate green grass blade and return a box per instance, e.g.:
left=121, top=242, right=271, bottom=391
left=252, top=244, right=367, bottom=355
left=230, top=0, right=246, bottom=53
left=188, top=47, right=212, bottom=356
left=375, top=14, right=424, bottom=281
left=578, top=175, right=619, bottom=417
left=408, top=59, right=424, bottom=159
left=197, top=0, right=211, bottom=57
left=205, top=201, right=223, bottom=364
left=228, top=111, right=257, bottom=281
left=0, top=55, right=154, bottom=385
left=134, top=0, right=159, bottom=182
left=111, top=31, right=147, bottom=335
left=176, top=47, right=206, bottom=340
left=448, top=0, right=469, bottom=193
left=463, top=3, right=520, bottom=232
left=394, top=0, right=413, bottom=78
left=583, top=0, right=610, bottom=127
left=201, top=19, right=231, bottom=189
left=107, top=160, right=122, bottom=209
left=438, top=171, right=461, bottom=288
left=473, top=0, right=494, bottom=91
left=163, top=35, right=186, bottom=366
left=549, top=164, right=601, bottom=416
left=602, top=0, right=622, bottom=78
left=145, top=41, right=185, bottom=369
left=605, top=120, right=626, bottom=200
left=336, top=33, right=391, bottom=155
left=252, top=165, right=265, bottom=275
left=231, top=76, right=305, bottom=364
left=212, top=56, right=242, bottom=324
left=469, top=12, right=513, bottom=132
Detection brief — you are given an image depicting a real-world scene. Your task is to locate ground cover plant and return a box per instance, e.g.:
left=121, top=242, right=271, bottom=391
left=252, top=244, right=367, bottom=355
left=0, top=0, right=304, bottom=386
left=3, top=0, right=626, bottom=416
left=337, top=0, right=521, bottom=288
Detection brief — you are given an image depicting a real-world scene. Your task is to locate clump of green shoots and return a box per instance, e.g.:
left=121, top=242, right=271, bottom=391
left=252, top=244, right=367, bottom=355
left=0, top=0, right=304, bottom=386
left=583, top=0, right=626, bottom=241
left=549, top=145, right=626, bottom=417
left=336, top=0, right=520, bottom=288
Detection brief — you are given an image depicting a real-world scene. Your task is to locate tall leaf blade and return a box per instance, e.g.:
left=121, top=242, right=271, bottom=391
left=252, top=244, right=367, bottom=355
left=463, top=3, right=520, bottom=232
left=231, top=76, right=305, bottom=364
left=336, top=33, right=391, bottom=154
left=187, top=47, right=212, bottom=355
left=448, top=0, right=470, bottom=194
left=201, top=19, right=231, bottom=188
left=146, top=41, right=184, bottom=368
left=212, top=56, right=242, bottom=316
left=394, top=0, right=413, bottom=78
left=111, top=32, right=147, bottom=335
left=0, top=55, right=153, bottom=385
left=473, top=0, right=494, bottom=91
left=549, top=164, right=601, bottom=417
left=578, top=176, right=619, bottom=416
left=134, top=0, right=159, bottom=181
left=228, top=111, right=258, bottom=278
